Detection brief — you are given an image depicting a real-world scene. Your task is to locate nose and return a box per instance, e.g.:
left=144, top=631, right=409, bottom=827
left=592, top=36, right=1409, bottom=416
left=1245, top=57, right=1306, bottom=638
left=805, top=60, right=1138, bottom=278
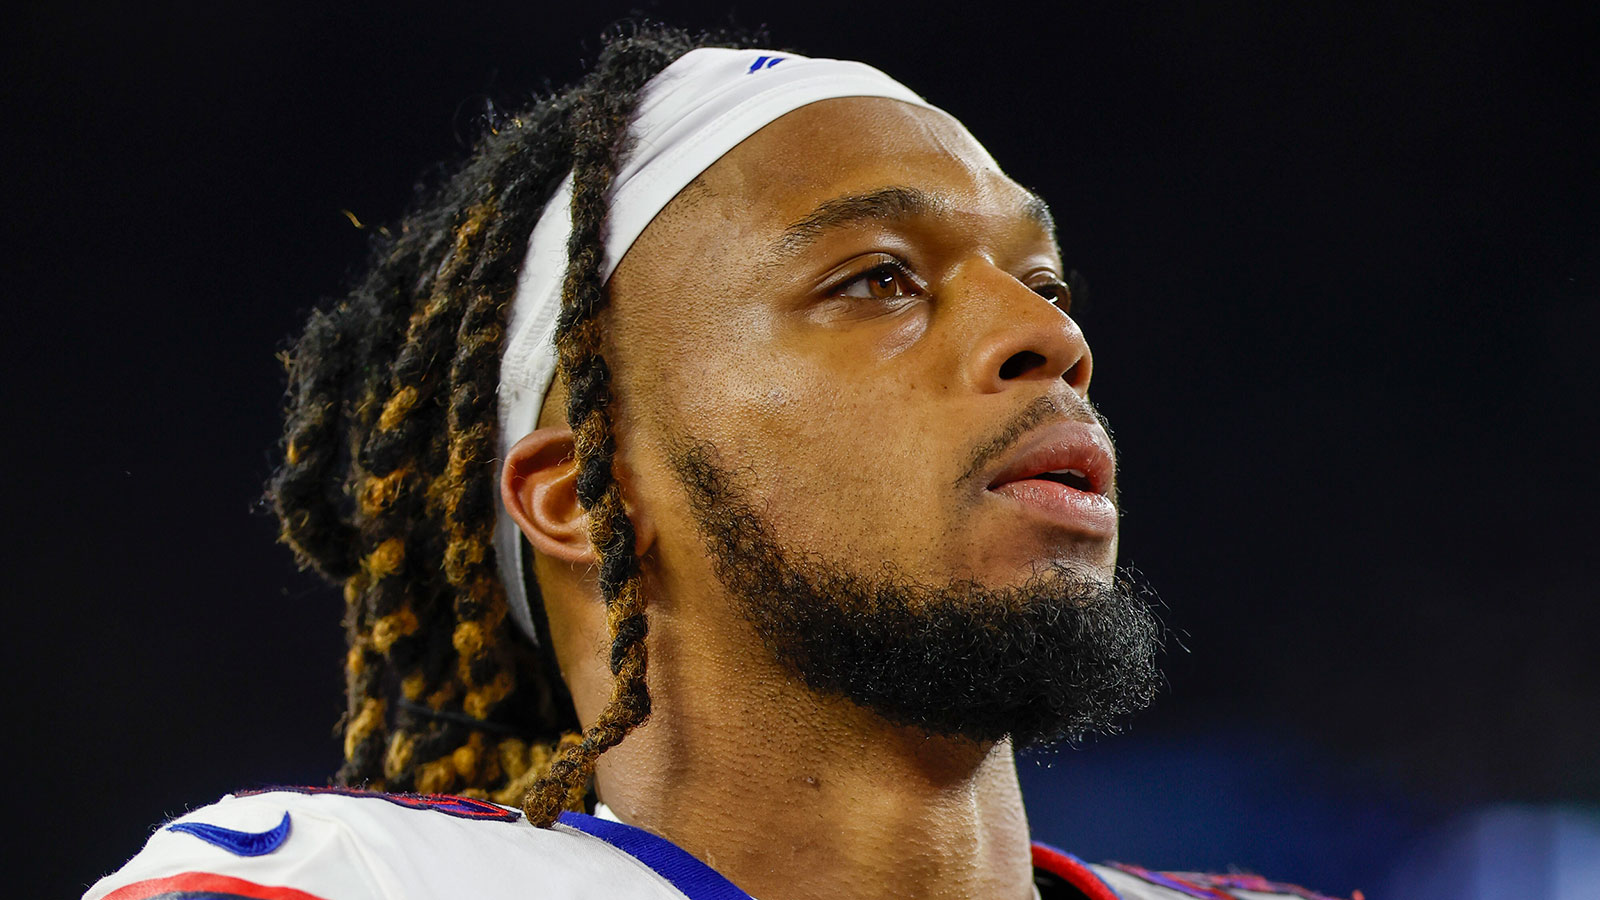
left=958, top=264, right=1093, bottom=397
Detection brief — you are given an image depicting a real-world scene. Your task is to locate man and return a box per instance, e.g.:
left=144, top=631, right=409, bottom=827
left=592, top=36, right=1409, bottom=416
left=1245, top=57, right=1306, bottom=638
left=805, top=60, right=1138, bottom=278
left=87, top=25, right=1349, bottom=900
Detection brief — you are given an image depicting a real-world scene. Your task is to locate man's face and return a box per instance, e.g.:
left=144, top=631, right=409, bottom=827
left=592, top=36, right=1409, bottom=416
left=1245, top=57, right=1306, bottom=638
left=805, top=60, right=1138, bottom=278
left=611, top=97, right=1116, bottom=586
left=601, top=97, right=1158, bottom=740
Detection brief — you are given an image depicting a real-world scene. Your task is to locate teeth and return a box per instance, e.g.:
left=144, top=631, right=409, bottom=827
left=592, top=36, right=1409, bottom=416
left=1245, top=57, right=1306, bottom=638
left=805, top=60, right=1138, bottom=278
left=1048, top=468, right=1087, bottom=478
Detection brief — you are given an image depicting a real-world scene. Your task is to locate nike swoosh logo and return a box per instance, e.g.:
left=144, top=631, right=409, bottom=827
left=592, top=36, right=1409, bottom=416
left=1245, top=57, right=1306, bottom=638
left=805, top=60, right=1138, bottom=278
left=168, top=811, right=292, bottom=857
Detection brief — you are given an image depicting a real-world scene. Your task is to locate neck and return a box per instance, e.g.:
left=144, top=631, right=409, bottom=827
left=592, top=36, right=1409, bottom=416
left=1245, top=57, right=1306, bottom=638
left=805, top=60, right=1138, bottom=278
left=589, top=613, right=1036, bottom=900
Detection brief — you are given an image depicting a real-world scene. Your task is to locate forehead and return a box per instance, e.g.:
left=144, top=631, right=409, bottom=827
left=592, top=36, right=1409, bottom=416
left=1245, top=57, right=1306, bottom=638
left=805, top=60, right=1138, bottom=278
left=602, top=97, right=1051, bottom=404
left=613, top=97, right=1046, bottom=298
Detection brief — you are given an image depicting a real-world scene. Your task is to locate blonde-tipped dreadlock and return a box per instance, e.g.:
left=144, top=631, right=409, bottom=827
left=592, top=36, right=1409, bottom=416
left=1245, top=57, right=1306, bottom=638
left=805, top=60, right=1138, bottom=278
left=267, top=23, right=757, bottom=826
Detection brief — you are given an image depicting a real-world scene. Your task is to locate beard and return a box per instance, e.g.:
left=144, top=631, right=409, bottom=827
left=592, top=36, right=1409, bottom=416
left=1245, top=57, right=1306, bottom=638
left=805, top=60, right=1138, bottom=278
left=669, top=441, right=1164, bottom=748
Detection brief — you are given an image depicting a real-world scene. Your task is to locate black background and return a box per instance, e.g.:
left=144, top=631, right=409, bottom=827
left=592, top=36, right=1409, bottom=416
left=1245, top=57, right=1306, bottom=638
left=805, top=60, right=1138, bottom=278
left=6, top=2, right=1596, bottom=898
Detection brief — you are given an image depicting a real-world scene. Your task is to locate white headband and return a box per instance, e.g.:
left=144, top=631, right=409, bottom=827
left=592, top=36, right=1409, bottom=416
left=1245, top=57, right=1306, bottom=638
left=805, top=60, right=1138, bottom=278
left=494, top=47, right=942, bottom=643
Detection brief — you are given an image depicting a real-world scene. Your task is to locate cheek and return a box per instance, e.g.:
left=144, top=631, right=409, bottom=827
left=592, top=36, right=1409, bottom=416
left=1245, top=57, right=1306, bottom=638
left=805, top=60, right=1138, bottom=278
left=693, top=346, right=953, bottom=556
left=638, top=296, right=960, bottom=566
left=738, top=310, right=934, bottom=455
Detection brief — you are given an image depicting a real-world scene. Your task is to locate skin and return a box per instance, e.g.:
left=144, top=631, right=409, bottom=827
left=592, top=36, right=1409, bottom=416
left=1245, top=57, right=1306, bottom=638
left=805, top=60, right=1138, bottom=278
left=502, top=97, right=1113, bottom=900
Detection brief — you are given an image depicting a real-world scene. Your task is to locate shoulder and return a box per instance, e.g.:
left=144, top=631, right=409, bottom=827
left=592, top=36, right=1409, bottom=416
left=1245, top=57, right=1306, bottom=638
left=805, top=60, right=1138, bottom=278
left=1086, top=861, right=1360, bottom=900
left=84, top=787, right=685, bottom=900
left=1031, top=843, right=1356, bottom=900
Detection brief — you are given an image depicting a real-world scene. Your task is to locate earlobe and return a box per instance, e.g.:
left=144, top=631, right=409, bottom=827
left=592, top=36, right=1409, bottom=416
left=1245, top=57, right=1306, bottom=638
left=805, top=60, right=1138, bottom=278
left=501, top=427, right=595, bottom=565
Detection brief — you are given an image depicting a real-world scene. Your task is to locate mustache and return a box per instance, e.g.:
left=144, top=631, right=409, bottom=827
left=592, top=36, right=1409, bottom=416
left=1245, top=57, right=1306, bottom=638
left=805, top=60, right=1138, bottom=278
left=955, top=393, right=1114, bottom=489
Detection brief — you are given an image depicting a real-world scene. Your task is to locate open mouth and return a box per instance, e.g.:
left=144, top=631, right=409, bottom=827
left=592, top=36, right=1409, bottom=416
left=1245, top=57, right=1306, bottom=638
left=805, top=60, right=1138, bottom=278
left=975, top=420, right=1118, bottom=537
left=1025, top=468, right=1095, bottom=492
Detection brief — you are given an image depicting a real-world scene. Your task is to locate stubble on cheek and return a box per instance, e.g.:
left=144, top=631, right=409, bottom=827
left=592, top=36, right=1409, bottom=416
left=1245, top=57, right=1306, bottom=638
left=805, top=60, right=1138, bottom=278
left=716, top=376, right=961, bottom=575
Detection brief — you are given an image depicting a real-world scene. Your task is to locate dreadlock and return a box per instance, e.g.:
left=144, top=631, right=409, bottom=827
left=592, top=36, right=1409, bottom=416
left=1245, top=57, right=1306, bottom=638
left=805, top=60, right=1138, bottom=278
left=267, top=23, right=757, bottom=827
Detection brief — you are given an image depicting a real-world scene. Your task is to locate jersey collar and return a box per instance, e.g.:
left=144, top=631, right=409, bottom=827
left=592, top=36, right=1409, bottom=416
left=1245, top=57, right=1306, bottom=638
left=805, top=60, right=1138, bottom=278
left=559, top=811, right=1123, bottom=900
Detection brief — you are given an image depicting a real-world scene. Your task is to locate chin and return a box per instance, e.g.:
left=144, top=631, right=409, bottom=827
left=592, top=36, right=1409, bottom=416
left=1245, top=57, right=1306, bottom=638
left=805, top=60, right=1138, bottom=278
left=671, top=442, right=1162, bottom=747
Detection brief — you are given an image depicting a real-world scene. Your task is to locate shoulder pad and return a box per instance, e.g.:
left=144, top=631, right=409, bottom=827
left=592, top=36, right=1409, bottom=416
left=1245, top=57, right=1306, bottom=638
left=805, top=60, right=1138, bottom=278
left=85, top=790, right=395, bottom=900
left=1090, top=862, right=1360, bottom=900
left=231, top=785, right=522, bottom=821
left=84, top=788, right=687, bottom=900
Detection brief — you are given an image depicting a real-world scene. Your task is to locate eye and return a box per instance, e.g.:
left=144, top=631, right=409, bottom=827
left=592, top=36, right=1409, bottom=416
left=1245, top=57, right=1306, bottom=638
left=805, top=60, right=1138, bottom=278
left=1029, top=277, right=1072, bottom=314
left=834, top=259, right=925, bottom=303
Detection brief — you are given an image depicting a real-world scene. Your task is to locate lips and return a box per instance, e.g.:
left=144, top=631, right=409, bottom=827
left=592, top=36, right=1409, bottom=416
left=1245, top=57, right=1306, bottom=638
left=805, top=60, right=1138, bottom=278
left=982, top=422, right=1117, bottom=536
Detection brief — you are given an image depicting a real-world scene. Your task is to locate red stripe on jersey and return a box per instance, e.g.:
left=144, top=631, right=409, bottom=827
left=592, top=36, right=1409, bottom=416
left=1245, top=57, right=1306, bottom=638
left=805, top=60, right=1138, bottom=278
left=1106, top=863, right=1236, bottom=899
left=102, top=871, right=332, bottom=900
left=1031, top=843, right=1122, bottom=900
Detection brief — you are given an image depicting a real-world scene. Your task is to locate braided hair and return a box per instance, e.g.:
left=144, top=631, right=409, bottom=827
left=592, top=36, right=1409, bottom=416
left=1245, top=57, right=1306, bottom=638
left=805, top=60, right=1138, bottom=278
left=267, top=23, right=757, bottom=827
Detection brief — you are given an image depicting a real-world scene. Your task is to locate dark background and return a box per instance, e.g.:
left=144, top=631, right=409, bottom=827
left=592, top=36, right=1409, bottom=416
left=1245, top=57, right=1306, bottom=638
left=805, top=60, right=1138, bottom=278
left=6, top=2, right=1596, bottom=898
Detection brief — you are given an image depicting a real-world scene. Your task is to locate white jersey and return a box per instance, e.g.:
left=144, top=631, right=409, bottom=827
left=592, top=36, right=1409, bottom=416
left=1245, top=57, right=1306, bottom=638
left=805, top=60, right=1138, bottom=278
left=84, top=788, right=1349, bottom=900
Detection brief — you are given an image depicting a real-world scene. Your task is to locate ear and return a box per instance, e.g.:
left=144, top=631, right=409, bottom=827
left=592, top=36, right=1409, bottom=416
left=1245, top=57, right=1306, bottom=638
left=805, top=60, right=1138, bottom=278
left=501, top=427, right=594, bottom=565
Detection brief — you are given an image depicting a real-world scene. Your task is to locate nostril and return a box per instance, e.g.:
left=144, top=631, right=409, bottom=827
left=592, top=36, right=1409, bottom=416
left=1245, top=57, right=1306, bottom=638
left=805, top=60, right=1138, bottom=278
left=998, top=350, right=1047, bottom=380
left=1062, top=357, right=1088, bottom=389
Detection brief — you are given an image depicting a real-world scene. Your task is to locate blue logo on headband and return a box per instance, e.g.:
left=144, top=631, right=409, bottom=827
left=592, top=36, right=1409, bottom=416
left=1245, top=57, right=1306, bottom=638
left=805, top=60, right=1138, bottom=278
left=747, top=56, right=786, bottom=73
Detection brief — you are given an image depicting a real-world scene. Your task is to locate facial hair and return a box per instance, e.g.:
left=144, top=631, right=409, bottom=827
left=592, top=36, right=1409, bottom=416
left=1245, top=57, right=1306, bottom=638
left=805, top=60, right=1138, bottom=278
left=669, top=441, right=1164, bottom=748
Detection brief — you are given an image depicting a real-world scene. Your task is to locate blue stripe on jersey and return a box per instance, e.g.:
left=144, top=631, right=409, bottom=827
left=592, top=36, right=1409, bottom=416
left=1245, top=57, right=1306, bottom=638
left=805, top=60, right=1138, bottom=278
left=557, top=812, right=754, bottom=900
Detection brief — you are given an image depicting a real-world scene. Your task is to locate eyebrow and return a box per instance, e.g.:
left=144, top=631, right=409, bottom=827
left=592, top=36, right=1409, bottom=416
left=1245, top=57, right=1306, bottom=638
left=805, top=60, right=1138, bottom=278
left=768, top=185, right=1057, bottom=261
left=1020, top=194, right=1056, bottom=241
